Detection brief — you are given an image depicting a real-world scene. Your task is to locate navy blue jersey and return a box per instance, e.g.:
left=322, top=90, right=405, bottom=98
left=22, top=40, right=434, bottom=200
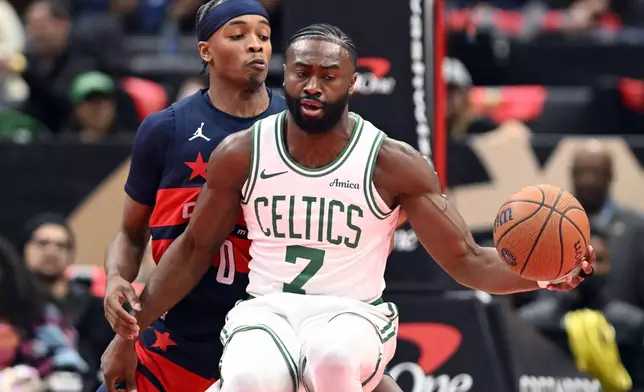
left=124, top=88, right=286, bottom=378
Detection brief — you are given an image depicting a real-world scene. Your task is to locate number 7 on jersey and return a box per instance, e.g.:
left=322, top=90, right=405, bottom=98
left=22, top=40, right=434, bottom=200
left=283, top=245, right=326, bottom=294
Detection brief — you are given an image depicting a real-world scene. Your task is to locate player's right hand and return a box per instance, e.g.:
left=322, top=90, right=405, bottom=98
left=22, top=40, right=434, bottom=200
left=104, top=275, right=141, bottom=340
left=101, top=335, right=138, bottom=392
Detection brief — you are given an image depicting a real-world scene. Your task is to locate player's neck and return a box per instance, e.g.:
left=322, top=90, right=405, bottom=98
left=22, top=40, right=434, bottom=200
left=284, top=112, right=353, bottom=168
left=207, top=78, right=269, bottom=118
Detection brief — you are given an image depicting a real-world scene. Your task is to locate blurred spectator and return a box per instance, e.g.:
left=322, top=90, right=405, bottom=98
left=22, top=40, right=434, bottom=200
left=76, top=0, right=205, bottom=35
left=65, top=71, right=136, bottom=142
left=444, top=57, right=496, bottom=141
left=19, top=213, right=113, bottom=392
left=0, top=106, right=48, bottom=143
left=0, top=0, right=28, bottom=106
left=2, top=0, right=126, bottom=134
left=0, top=364, right=43, bottom=391
left=16, top=0, right=76, bottom=133
left=571, top=139, right=644, bottom=309
left=0, top=235, right=87, bottom=390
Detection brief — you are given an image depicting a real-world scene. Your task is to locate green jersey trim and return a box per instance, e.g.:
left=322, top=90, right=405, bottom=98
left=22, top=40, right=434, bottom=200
left=241, top=120, right=262, bottom=205
left=274, top=111, right=364, bottom=178
left=363, top=131, right=394, bottom=220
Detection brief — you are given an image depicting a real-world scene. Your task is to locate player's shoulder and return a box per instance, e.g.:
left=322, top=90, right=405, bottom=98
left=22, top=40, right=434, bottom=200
left=138, top=106, right=175, bottom=135
left=170, top=89, right=203, bottom=111
left=213, top=126, right=254, bottom=161
left=377, top=137, right=427, bottom=170
left=132, top=106, right=176, bottom=150
left=373, top=136, right=439, bottom=195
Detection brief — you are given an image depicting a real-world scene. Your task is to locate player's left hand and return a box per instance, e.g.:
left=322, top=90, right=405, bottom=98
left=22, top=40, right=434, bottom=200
left=101, top=335, right=138, bottom=392
left=544, top=245, right=595, bottom=291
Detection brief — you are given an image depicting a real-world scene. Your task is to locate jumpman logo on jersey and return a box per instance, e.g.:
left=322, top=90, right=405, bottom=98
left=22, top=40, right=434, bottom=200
left=189, top=122, right=211, bottom=141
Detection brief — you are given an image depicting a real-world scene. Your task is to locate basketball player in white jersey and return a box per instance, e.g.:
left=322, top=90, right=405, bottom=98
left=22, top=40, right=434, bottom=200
left=126, top=23, right=594, bottom=392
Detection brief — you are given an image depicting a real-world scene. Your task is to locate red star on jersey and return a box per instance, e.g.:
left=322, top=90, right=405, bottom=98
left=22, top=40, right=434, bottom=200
left=150, top=331, right=177, bottom=352
left=185, top=152, right=208, bottom=180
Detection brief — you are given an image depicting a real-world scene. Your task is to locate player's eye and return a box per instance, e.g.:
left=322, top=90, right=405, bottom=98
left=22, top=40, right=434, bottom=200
left=295, top=71, right=307, bottom=78
left=229, top=34, right=244, bottom=40
left=258, top=34, right=270, bottom=41
left=324, top=74, right=336, bottom=81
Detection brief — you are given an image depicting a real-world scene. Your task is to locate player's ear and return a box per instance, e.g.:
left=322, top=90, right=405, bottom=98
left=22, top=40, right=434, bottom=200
left=198, top=42, right=213, bottom=65
left=348, top=72, right=358, bottom=96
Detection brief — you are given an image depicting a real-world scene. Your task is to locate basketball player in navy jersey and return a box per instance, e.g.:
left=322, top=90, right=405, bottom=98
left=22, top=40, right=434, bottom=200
left=99, top=1, right=403, bottom=391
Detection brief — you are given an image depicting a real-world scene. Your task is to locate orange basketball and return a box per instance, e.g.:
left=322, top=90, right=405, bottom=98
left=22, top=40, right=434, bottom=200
left=492, top=184, right=591, bottom=282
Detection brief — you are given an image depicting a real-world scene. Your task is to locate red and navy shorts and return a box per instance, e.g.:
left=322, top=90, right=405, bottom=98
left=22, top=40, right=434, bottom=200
left=98, top=341, right=215, bottom=392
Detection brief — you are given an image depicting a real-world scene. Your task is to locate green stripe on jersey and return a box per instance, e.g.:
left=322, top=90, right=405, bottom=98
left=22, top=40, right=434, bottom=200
left=363, top=131, right=393, bottom=220
left=241, top=120, right=262, bottom=204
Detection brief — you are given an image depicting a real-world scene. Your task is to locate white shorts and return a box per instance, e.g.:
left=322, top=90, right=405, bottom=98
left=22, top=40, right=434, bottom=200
left=219, top=293, right=399, bottom=391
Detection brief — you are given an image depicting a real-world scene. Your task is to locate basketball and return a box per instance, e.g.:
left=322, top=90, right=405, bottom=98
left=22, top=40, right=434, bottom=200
left=492, top=184, right=591, bottom=282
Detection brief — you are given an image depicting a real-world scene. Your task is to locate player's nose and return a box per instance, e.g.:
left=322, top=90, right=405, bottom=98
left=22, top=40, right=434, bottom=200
left=247, top=37, right=264, bottom=53
left=303, top=78, right=322, bottom=97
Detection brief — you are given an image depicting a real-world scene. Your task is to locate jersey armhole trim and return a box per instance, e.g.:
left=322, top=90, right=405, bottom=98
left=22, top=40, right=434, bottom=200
left=363, top=131, right=394, bottom=220
left=241, top=120, right=261, bottom=204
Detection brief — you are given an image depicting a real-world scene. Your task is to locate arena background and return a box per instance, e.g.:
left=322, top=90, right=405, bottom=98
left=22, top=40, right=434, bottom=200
left=2, top=0, right=644, bottom=390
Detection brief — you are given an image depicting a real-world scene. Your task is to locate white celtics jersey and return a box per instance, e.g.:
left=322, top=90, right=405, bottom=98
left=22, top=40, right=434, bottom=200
left=240, top=110, right=400, bottom=303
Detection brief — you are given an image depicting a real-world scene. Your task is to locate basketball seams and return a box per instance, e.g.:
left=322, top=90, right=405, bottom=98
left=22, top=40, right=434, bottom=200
left=494, top=187, right=546, bottom=246
left=557, top=212, right=565, bottom=277
left=561, top=206, right=590, bottom=258
left=519, top=187, right=565, bottom=275
left=499, top=199, right=585, bottom=224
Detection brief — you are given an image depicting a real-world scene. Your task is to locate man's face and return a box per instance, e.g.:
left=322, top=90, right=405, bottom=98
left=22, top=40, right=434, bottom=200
left=24, top=224, right=74, bottom=280
left=571, top=153, right=611, bottom=212
left=74, top=94, right=116, bottom=139
left=199, top=15, right=272, bottom=90
left=25, top=2, right=69, bottom=56
left=283, top=39, right=357, bottom=134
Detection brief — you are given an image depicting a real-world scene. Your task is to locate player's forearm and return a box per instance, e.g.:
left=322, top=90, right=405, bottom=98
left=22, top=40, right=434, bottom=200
left=134, top=233, right=212, bottom=329
left=105, top=231, right=148, bottom=282
left=458, top=246, right=539, bottom=294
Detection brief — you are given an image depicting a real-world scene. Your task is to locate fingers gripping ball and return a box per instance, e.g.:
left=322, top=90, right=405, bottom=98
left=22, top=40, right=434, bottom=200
left=493, top=184, right=591, bottom=282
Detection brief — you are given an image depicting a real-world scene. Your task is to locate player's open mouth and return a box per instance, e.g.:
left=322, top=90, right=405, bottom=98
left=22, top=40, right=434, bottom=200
left=300, top=99, right=323, bottom=117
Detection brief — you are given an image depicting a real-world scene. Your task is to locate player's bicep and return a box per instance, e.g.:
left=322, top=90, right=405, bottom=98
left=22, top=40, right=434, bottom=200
left=184, top=132, right=250, bottom=255
left=397, top=153, right=480, bottom=278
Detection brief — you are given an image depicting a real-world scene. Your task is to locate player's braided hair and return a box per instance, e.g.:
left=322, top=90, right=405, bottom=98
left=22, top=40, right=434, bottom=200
left=286, top=23, right=358, bottom=67
left=196, top=0, right=231, bottom=73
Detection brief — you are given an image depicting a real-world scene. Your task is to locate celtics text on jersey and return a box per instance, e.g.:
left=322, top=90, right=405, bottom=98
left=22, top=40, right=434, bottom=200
left=240, top=111, right=400, bottom=303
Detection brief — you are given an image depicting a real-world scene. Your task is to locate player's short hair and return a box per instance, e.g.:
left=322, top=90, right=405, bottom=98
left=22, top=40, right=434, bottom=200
left=195, top=0, right=231, bottom=73
left=286, top=23, right=357, bottom=68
